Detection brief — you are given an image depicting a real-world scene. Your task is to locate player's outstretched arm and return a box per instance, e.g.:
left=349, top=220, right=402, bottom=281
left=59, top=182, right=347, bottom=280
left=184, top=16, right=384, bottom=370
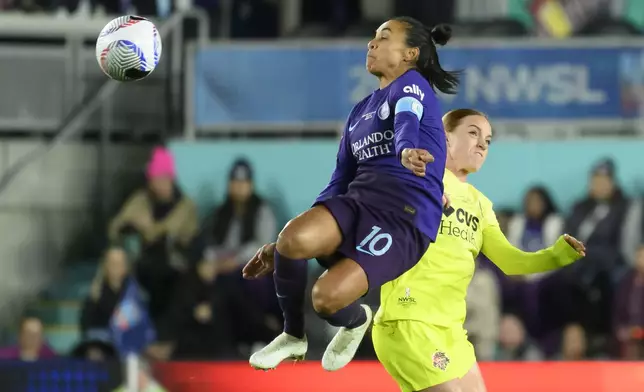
left=481, top=225, right=585, bottom=276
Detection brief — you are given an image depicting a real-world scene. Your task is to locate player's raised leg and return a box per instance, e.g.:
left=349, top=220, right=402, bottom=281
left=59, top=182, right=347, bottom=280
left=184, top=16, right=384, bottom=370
left=249, top=206, right=342, bottom=370
left=311, top=258, right=372, bottom=371
left=312, top=195, right=430, bottom=371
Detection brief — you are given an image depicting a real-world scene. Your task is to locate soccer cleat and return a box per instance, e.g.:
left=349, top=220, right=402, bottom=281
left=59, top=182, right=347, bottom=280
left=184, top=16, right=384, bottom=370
left=321, top=304, right=373, bottom=371
left=249, top=333, right=308, bottom=370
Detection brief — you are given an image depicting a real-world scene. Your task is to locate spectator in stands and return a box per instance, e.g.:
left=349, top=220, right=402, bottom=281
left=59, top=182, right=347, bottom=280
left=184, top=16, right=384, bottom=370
left=508, top=186, right=563, bottom=253
left=80, top=247, right=130, bottom=341
left=200, top=158, right=277, bottom=276
left=198, top=158, right=283, bottom=337
left=494, top=314, right=542, bottom=361
left=567, top=159, right=629, bottom=257
left=108, top=146, right=198, bottom=324
left=505, top=186, right=563, bottom=333
left=561, top=158, right=629, bottom=337
left=614, top=244, right=644, bottom=360
left=0, top=316, right=56, bottom=361
left=557, top=323, right=588, bottom=360
left=465, top=262, right=500, bottom=361
left=157, top=258, right=280, bottom=360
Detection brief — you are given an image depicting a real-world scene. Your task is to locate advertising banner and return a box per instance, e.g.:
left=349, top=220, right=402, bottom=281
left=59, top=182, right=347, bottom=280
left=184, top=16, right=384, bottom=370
left=191, top=41, right=644, bottom=131
left=154, top=361, right=644, bottom=392
left=0, top=359, right=120, bottom=391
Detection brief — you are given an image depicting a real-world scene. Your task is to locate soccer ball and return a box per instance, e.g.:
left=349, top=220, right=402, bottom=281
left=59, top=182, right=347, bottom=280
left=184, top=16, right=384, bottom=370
left=96, top=15, right=162, bottom=82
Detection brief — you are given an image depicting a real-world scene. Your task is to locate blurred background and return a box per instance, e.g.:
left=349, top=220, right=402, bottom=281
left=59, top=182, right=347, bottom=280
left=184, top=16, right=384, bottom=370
left=0, top=0, right=644, bottom=391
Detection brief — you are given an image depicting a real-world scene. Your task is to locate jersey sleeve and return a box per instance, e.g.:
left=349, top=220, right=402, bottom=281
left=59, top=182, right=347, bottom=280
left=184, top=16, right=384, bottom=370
left=314, top=116, right=357, bottom=204
left=480, top=197, right=582, bottom=275
left=389, top=72, right=432, bottom=159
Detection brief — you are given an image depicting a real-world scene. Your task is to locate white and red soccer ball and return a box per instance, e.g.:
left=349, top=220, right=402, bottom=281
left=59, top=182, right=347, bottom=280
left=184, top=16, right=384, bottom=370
left=96, top=15, right=162, bottom=82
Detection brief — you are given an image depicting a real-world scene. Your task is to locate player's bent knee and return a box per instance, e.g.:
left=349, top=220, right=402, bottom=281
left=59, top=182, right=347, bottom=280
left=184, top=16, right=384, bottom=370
left=275, top=225, right=312, bottom=259
left=310, top=281, right=342, bottom=315
left=276, top=207, right=342, bottom=259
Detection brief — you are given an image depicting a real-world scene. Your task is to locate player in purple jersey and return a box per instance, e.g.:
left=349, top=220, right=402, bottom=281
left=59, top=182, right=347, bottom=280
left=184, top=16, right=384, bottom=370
left=243, top=17, right=459, bottom=371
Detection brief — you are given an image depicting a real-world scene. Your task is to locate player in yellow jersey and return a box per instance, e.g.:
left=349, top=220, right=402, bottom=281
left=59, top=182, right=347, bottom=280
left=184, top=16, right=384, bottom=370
left=372, top=108, right=586, bottom=392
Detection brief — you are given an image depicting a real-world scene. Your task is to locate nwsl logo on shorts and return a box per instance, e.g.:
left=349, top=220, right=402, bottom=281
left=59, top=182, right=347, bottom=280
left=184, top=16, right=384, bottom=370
left=432, top=351, right=450, bottom=371
left=398, top=287, right=416, bottom=306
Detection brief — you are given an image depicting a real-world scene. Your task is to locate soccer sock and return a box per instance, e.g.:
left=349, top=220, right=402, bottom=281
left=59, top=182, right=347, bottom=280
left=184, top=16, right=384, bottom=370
left=317, top=301, right=367, bottom=329
left=273, top=250, right=308, bottom=339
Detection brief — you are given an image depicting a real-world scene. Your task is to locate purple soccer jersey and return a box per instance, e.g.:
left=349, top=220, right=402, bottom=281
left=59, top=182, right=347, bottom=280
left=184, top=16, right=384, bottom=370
left=316, top=70, right=446, bottom=241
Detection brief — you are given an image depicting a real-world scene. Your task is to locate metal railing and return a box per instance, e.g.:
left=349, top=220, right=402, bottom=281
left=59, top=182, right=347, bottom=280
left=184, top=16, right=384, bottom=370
left=0, top=10, right=209, bottom=194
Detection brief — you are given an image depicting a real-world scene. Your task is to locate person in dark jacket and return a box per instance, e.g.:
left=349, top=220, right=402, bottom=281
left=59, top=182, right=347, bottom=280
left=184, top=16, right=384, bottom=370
left=565, top=158, right=629, bottom=268
left=202, top=158, right=277, bottom=275
left=197, top=158, right=283, bottom=338
left=541, top=158, right=629, bottom=345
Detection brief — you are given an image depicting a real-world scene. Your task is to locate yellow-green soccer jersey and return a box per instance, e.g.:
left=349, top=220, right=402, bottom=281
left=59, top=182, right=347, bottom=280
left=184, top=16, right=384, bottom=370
left=375, top=169, right=582, bottom=328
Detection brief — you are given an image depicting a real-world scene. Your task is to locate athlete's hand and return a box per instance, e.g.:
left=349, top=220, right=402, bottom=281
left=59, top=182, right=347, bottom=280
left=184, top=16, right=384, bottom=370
left=401, top=148, right=434, bottom=177
left=563, top=234, right=586, bottom=257
left=242, top=242, right=276, bottom=279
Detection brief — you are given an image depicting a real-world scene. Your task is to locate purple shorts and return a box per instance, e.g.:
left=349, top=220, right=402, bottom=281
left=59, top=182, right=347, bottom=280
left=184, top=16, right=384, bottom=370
left=316, top=195, right=431, bottom=292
